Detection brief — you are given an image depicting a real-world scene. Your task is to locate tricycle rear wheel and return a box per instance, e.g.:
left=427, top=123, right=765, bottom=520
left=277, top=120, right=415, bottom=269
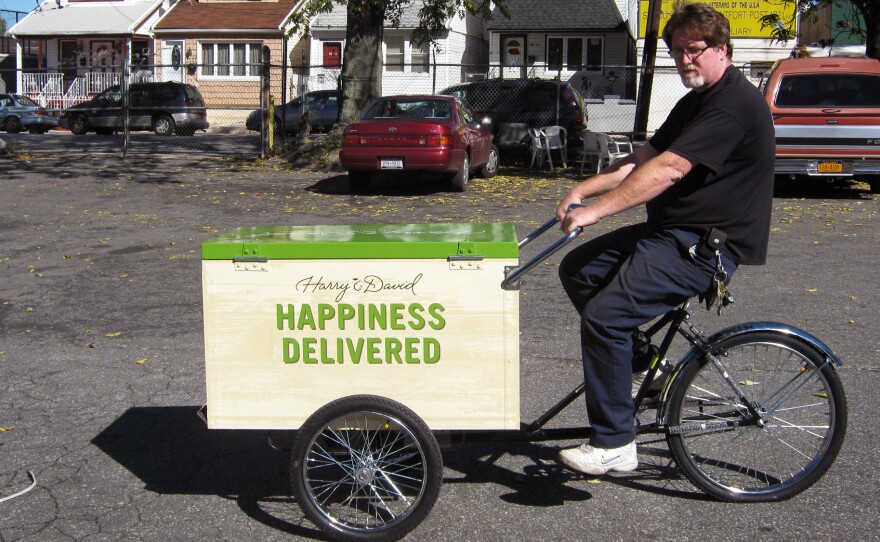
left=290, top=395, right=442, bottom=542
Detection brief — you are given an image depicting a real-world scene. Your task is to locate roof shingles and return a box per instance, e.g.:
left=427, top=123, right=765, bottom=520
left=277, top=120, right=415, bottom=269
left=487, top=0, right=623, bottom=31
left=154, top=0, right=300, bottom=32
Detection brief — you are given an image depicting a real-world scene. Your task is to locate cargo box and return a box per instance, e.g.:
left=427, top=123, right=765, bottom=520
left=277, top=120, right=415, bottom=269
left=202, top=223, right=520, bottom=430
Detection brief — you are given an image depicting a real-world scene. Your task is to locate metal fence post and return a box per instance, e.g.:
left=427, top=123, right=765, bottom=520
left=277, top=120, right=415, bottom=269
left=123, top=57, right=130, bottom=157
left=261, top=45, right=270, bottom=159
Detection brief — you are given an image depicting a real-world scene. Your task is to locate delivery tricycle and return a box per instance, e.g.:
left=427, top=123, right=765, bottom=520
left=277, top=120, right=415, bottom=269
left=200, top=213, right=846, bottom=542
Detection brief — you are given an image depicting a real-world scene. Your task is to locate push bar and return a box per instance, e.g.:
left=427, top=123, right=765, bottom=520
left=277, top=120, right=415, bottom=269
left=501, top=205, right=584, bottom=289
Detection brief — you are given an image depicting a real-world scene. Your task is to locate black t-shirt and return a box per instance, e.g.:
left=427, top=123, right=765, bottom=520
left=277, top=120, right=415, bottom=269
left=648, top=66, right=775, bottom=265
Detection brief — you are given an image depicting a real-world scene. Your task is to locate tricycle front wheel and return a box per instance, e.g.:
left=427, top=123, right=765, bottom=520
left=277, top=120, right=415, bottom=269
left=290, top=395, right=442, bottom=542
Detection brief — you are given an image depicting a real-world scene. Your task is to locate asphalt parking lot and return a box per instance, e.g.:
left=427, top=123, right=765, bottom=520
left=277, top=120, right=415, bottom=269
left=1, top=154, right=878, bottom=541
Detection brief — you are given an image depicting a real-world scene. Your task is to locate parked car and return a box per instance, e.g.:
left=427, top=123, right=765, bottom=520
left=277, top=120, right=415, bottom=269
left=0, top=94, right=59, bottom=134
left=439, top=79, right=587, bottom=155
left=339, top=95, right=498, bottom=192
left=761, top=56, right=880, bottom=192
left=245, top=89, right=338, bottom=135
left=61, top=82, right=209, bottom=136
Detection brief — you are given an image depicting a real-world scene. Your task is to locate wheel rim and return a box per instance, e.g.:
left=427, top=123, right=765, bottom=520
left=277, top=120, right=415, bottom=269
left=672, top=341, right=840, bottom=497
left=486, top=149, right=499, bottom=174
left=71, top=116, right=85, bottom=134
left=155, top=118, right=171, bottom=134
left=300, top=410, right=429, bottom=533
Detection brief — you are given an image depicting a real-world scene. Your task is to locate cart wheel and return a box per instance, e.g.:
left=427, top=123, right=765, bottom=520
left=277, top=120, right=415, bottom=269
left=290, top=395, right=442, bottom=542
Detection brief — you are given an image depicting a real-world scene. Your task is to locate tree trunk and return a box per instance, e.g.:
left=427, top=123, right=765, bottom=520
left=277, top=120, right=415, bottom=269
left=338, top=0, right=385, bottom=125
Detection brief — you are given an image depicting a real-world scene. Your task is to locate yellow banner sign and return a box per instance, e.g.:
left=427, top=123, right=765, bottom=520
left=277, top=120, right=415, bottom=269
left=639, top=0, right=795, bottom=39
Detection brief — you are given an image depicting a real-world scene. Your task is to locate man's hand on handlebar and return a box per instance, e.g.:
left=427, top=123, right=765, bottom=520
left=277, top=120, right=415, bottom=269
left=558, top=202, right=600, bottom=234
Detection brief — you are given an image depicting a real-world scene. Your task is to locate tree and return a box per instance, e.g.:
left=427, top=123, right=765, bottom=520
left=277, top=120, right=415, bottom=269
left=287, top=0, right=506, bottom=126
left=760, top=0, right=878, bottom=59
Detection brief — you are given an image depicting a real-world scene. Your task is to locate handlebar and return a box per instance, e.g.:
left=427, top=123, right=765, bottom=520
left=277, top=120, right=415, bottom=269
left=501, top=205, right=584, bottom=289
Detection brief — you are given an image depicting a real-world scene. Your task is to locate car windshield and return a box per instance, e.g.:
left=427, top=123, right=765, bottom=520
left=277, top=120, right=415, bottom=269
left=361, top=98, right=452, bottom=120
left=776, top=74, right=880, bottom=107
left=12, top=95, right=39, bottom=107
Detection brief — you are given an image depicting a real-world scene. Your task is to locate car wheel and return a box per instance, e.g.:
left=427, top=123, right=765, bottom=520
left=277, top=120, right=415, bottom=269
left=68, top=114, right=89, bottom=135
left=152, top=115, right=175, bottom=136
left=480, top=144, right=500, bottom=178
left=349, top=171, right=370, bottom=192
left=5, top=116, right=22, bottom=134
left=450, top=153, right=470, bottom=192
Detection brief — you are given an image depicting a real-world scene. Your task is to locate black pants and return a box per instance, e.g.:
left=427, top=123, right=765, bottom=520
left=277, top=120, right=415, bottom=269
left=558, top=223, right=737, bottom=448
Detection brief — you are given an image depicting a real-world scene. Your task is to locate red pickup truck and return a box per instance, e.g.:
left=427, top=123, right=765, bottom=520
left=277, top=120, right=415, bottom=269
left=761, top=57, right=880, bottom=193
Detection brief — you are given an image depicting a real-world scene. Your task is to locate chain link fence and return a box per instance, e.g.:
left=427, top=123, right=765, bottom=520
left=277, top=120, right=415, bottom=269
left=2, top=60, right=766, bottom=158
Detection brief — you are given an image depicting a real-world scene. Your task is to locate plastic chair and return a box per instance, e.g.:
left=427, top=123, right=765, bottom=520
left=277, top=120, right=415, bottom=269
left=540, top=126, right=568, bottom=169
left=602, top=134, right=633, bottom=169
left=528, top=128, right=548, bottom=169
left=579, top=132, right=632, bottom=175
left=580, top=131, right=603, bottom=175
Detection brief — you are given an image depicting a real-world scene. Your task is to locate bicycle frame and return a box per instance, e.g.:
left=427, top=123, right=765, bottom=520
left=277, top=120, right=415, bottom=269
left=450, top=212, right=846, bottom=447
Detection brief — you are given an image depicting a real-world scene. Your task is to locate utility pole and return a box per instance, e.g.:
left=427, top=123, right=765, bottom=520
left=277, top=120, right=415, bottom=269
left=633, top=0, right=663, bottom=141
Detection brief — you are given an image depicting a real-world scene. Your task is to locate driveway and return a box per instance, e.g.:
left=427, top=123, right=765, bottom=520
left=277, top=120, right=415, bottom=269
left=1, top=155, right=878, bottom=541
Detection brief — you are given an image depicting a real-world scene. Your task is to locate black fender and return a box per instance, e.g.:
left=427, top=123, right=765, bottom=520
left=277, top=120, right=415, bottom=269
left=657, top=322, right=843, bottom=423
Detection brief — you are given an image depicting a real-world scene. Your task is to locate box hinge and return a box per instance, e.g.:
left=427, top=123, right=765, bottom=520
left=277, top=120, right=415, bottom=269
left=448, top=255, right=484, bottom=270
left=234, top=245, right=268, bottom=271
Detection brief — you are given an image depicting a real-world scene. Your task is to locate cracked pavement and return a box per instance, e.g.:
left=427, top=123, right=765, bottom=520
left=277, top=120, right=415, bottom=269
left=1, top=154, right=878, bottom=541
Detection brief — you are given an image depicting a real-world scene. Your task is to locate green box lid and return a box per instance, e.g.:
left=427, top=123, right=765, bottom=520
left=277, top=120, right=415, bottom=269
left=202, top=223, right=519, bottom=260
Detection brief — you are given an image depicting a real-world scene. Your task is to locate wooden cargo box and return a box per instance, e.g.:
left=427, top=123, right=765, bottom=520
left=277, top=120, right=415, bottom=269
left=202, top=223, right=520, bottom=430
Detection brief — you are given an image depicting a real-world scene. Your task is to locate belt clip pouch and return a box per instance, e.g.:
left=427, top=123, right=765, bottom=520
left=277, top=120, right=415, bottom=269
left=697, top=227, right=727, bottom=260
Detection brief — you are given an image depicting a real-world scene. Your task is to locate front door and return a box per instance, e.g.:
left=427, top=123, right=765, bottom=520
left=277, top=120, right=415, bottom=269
left=501, top=35, right=527, bottom=79
left=161, top=40, right=185, bottom=83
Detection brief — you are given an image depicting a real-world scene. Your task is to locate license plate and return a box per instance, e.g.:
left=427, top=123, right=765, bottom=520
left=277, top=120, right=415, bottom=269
left=380, top=158, right=404, bottom=170
left=817, top=161, right=843, bottom=174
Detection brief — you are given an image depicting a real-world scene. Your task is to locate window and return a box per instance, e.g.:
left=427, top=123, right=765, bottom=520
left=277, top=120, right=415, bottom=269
left=411, top=43, right=429, bottom=73
left=586, top=38, right=603, bottom=71
left=567, top=38, right=583, bottom=71
left=385, top=36, right=404, bottom=72
left=200, top=42, right=261, bottom=78
left=548, top=37, right=592, bottom=71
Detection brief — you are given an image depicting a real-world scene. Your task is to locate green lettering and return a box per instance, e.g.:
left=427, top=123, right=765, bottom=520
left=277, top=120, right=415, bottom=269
left=282, top=338, right=299, bottom=363
left=320, top=338, right=336, bottom=364
left=386, top=337, right=403, bottom=363
left=277, top=304, right=296, bottom=330
left=368, top=304, right=387, bottom=330
left=317, top=304, right=335, bottom=330
left=389, top=303, right=406, bottom=330
left=302, top=337, right=318, bottom=363
left=405, top=337, right=419, bottom=363
left=424, top=338, right=441, bottom=363
left=347, top=338, right=364, bottom=363
left=357, top=304, right=366, bottom=330
left=407, top=303, right=426, bottom=330
left=428, top=303, right=446, bottom=330
left=338, top=304, right=355, bottom=330
left=297, top=304, right=316, bottom=330
left=366, top=338, right=382, bottom=363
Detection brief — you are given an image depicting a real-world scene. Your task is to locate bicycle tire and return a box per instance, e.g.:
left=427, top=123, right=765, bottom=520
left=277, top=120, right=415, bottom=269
left=666, top=330, right=846, bottom=502
left=290, top=395, right=443, bottom=542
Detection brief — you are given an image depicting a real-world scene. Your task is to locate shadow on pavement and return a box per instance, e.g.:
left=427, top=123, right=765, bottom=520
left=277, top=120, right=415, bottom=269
left=91, top=406, right=323, bottom=540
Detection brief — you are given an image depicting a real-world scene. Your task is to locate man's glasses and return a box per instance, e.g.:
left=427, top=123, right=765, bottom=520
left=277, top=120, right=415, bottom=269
left=668, top=45, right=710, bottom=60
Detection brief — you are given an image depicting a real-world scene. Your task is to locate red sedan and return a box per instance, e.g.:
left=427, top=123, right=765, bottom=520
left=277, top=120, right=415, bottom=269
left=339, top=95, right=499, bottom=192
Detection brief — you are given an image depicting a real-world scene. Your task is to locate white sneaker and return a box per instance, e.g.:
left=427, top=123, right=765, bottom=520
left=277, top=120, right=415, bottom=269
left=558, top=441, right=638, bottom=475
